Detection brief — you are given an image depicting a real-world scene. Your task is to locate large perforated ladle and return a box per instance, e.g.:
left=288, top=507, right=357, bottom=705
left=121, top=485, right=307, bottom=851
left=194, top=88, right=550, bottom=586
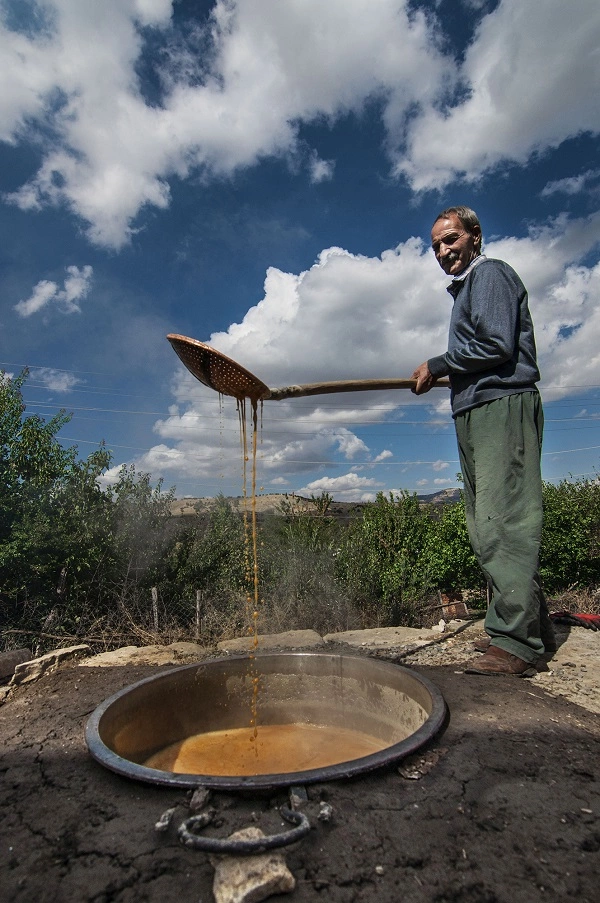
left=167, top=333, right=450, bottom=401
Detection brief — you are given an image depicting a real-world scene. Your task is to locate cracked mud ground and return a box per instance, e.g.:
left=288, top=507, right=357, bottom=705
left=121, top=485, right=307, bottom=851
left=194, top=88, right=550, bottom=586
left=1, top=635, right=599, bottom=903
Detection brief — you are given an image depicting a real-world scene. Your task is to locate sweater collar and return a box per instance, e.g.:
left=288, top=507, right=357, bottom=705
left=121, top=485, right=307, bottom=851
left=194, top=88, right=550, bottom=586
left=446, top=254, right=486, bottom=296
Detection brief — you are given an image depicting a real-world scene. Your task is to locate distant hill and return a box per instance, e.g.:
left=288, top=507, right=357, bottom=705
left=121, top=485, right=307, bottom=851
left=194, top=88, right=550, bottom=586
left=416, top=487, right=462, bottom=506
left=169, top=488, right=461, bottom=523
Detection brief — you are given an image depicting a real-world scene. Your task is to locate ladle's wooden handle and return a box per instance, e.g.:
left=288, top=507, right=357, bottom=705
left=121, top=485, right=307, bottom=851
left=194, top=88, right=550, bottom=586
left=266, top=377, right=451, bottom=400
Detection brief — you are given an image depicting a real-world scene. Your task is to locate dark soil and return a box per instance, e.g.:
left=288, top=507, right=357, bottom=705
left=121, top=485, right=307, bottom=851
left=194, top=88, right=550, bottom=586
left=1, top=652, right=599, bottom=903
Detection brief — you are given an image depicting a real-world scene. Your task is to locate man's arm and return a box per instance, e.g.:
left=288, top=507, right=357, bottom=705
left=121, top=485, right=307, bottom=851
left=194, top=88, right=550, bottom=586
left=414, top=262, right=523, bottom=392
left=442, top=263, right=522, bottom=374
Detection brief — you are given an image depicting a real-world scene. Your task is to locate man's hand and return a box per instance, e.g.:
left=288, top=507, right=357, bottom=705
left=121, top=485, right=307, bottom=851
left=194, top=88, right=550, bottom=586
left=411, top=362, right=437, bottom=395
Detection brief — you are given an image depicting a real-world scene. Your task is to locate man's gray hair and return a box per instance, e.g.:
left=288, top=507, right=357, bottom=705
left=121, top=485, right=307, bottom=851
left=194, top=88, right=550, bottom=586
left=434, top=206, right=482, bottom=239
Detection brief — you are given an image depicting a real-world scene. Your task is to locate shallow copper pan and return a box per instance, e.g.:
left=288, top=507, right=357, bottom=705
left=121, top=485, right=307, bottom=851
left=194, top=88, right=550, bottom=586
left=85, top=652, right=446, bottom=791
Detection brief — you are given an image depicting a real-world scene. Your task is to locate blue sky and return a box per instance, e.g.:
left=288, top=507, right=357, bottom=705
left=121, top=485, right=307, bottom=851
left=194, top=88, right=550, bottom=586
left=2, top=0, right=600, bottom=501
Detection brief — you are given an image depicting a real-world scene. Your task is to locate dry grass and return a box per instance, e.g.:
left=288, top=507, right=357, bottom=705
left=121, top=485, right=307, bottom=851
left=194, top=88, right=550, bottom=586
left=547, top=586, right=600, bottom=615
left=7, top=583, right=598, bottom=657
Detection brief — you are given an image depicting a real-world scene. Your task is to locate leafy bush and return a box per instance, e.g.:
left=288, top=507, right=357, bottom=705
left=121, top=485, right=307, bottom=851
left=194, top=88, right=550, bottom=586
left=422, top=499, right=481, bottom=592
left=0, top=372, right=176, bottom=648
left=256, top=493, right=359, bottom=635
left=334, top=492, right=435, bottom=627
left=540, top=477, right=600, bottom=592
left=158, top=495, right=248, bottom=639
left=1, top=372, right=111, bottom=635
left=2, top=369, right=599, bottom=648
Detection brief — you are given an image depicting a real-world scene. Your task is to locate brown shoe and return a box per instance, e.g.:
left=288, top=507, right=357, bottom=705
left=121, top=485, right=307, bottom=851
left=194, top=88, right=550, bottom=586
left=473, top=634, right=556, bottom=659
left=464, top=645, right=537, bottom=677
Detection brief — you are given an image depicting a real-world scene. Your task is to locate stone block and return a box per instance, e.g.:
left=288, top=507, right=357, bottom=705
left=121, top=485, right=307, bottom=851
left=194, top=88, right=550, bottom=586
left=0, top=648, right=32, bottom=684
left=11, top=645, right=90, bottom=686
left=218, top=630, right=324, bottom=653
left=210, top=826, right=295, bottom=903
left=79, top=642, right=206, bottom=667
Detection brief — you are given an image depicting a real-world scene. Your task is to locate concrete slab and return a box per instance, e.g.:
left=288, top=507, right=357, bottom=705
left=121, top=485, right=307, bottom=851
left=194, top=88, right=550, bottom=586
left=531, top=625, right=600, bottom=714
left=324, top=621, right=467, bottom=651
left=79, top=641, right=206, bottom=668
left=217, top=629, right=324, bottom=654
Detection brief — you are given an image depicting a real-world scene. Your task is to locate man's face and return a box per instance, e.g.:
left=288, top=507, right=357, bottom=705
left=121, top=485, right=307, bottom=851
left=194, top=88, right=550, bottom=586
left=431, top=213, right=481, bottom=276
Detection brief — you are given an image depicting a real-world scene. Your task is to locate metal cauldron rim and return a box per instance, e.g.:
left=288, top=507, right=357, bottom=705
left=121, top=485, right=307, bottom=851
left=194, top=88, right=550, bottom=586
left=85, top=651, right=447, bottom=790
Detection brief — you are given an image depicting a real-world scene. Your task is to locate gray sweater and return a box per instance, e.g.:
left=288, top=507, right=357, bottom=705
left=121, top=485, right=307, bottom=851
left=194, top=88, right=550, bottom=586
left=428, top=256, right=541, bottom=418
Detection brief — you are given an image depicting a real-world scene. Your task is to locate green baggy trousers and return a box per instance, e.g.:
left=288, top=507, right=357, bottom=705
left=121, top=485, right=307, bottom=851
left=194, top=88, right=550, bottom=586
left=454, top=391, right=553, bottom=663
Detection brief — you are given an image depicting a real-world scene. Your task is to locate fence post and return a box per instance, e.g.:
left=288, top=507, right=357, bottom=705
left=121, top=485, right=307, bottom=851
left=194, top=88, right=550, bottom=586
left=196, top=589, right=203, bottom=639
left=152, top=586, right=159, bottom=631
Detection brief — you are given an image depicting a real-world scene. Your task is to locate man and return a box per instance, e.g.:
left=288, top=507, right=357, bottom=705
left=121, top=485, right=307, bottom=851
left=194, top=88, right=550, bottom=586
left=412, top=205, right=554, bottom=676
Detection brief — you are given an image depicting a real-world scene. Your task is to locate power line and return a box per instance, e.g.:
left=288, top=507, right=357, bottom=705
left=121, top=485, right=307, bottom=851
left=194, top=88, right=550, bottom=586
left=20, top=397, right=600, bottom=428
left=8, top=356, right=600, bottom=392
left=57, top=433, right=600, bottom=464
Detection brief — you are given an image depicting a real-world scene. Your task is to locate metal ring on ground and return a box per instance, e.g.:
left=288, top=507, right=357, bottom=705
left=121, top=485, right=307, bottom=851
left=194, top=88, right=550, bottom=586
left=178, top=806, right=311, bottom=854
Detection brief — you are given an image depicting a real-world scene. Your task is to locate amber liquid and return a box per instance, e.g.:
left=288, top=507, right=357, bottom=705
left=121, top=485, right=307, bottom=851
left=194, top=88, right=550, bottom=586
left=237, top=397, right=262, bottom=746
left=143, top=723, right=387, bottom=776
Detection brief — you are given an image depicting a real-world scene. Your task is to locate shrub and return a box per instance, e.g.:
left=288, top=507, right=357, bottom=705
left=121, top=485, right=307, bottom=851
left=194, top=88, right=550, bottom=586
left=422, top=499, right=481, bottom=592
left=2, top=367, right=598, bottom=648
left=540, top=477, right=600, bottom=592
left=334, top=492, right=435, bottom=627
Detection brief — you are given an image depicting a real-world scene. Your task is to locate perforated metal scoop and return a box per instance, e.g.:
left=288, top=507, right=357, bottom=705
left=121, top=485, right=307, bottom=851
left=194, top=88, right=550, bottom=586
left=167, top=334, right=450, bottom=401
left=168, top=334, right=270, bottom=401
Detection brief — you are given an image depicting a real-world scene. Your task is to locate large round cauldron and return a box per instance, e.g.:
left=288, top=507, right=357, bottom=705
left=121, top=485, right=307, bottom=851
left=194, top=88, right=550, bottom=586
left=85, top=653, right=446, bottom=790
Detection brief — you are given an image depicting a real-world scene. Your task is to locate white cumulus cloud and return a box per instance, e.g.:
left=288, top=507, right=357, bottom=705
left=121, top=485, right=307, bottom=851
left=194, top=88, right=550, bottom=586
left=397, top=0, right=600, bottom=190
left=541, top=169, right=600, bottom=199
left=308, top=152, right=335, bottom=184
left=140, top=211, right=600, bottom=496
left=373, top=449, right=393, bottom=463
left=14, top=265, right=93, bottom=317
left=1, top=0, right=449, bottom=247
left=31, top=368, right=82, bottom=392
left=3, top=0, right=599, bottom=242
left=299, top=472, right=382, bottom=501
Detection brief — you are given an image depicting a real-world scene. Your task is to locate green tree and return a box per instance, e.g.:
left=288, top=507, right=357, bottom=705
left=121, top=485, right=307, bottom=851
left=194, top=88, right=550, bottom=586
left=540, top=477, right=600, bottom=592
left=335, top=491, right=434, bottom=626
left=422, top=499, right=481, bottom=592
left=271, top=492, right=338, bottom=553
left=162, top=496, right=246, bottom=601
left=0, top=371, right=115, bottom=638
left=1, top=371, right=73, bottom=606
left=108, top=464, right=175, bottom=590
left=1, top=370, right=73, bottom=542
left=256, top=493, right=343, bottom=634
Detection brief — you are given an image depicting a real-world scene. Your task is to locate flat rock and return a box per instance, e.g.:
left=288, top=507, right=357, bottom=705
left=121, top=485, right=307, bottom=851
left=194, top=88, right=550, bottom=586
left=324, top=622, right=466, bottom=650
left=531, top=626, right=600, bottom=714
left=217, top=630, right=324, bottom=653
left=209, top=826, right=295, bottom=903
left=11, top=644, right=90, bottom=686
left=79, top=641, right=206, bottom=667
left=0, top=648, right=32, bottom=684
